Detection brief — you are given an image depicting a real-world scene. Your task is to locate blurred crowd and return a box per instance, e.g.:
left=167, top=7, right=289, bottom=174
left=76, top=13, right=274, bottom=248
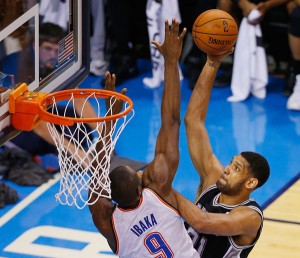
left=87, top=0, right=300, bottom=111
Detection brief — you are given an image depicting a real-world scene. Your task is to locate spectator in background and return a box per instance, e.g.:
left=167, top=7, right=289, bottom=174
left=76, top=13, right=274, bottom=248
left=227, top=0, right=300, bottom=108
left=143, top=0, right=183, bottom=88
left=101, top=0, right=149, bottom=86
left=39, top=22, right=66, bottom=80
left=5, top=22, right=147, bottom=175
left=226, top=0, right=269, bottom=102
left=6, top=23, right=87, bottom=157
left=256, top=0, right=300, bottom=110
left=39, top=0, right=69, bottom=32
left=89, top=0, right=108, bottom=76
left=178, top=0, right=219, bottom=89
left=220, top=0, right=298, bottom=102
left=0, top=0, right=36, bottom=85
left=285, top=1, right=300, bottom=110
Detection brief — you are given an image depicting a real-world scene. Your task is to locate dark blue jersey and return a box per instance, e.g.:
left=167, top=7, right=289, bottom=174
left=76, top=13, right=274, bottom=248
left=185, top=185, right=263, bottom=258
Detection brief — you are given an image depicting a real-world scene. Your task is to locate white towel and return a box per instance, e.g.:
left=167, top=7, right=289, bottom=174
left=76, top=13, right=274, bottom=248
left=227, top=10, right=268, bottom=102
left=143, top=0, right=183, bottom=88
left=39, top=0, right=69, bottom=31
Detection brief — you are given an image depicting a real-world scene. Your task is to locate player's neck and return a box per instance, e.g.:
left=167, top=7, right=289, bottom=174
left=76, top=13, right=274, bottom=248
left=118, top=196, right=141, bottom=210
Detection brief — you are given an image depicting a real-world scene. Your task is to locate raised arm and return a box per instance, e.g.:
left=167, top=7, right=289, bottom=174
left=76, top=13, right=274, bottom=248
left=184, top=51, right=233, bottom=196
left=142, top=19, right=187, bottom=199
left=88, top=72, right=126, bottom=252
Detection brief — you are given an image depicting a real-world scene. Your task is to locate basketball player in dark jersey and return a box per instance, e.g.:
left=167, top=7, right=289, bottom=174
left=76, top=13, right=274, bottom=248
left=173, top=49, right=270, bottom=257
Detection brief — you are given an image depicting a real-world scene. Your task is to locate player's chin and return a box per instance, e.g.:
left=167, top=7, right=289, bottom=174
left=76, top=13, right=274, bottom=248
left=216, top=177, right=227, bottom=189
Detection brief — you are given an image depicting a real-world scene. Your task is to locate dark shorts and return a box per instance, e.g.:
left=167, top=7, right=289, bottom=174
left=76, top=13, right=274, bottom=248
left=10, top=130, right=57, bottom=156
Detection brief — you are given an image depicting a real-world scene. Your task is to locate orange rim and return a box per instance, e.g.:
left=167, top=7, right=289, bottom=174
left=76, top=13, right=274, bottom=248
left=38, top=89, right=134, bottom=126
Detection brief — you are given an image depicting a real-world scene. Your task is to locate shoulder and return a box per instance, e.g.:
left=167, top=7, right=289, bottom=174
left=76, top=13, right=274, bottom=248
left=144, top=187, right=179, bottom=212
left=230, top=205, right=263, bottom=226
left=229, top=205, right=263, bottom=245
left=142, top=159, right=169, bottom=192
left=89, top=198, right=117, bottom=251
left=89, top=197, right=115, bottom=220
left=196, top=184, right=219, bottom=202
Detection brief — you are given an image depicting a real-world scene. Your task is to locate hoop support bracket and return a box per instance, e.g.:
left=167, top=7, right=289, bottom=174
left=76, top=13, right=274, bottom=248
left=9, top=84, right=134, bottom=131
left=9, top=83, right=46, bottom=131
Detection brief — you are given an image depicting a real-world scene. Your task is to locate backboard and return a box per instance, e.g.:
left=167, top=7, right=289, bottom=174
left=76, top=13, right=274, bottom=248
left=0, top=0, right=90, bottom=145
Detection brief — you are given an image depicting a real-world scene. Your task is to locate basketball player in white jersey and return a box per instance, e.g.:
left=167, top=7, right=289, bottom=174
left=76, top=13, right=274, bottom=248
left=173, top=50, right=270, bottom=257
left=89, top=19, right=199, bottom=257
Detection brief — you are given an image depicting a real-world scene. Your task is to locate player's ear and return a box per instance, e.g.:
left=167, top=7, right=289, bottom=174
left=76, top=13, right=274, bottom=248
left=136, top=183, right=142, bottom=197
left=245, top=178, right=258, bottom=190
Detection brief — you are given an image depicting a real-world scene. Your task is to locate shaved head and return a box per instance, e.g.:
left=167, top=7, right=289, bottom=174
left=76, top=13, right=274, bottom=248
left=109, top=166, right=142, bottom=207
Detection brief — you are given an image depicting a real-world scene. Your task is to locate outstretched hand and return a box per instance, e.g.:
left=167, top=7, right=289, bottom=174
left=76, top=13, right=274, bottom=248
left=151, top=18, right=187, bottom=62
left=104, top=71, right=127, bottom=115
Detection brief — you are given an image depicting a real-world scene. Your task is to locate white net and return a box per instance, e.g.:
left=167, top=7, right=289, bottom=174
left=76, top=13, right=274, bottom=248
left=45, top=91, right=134, bottom=209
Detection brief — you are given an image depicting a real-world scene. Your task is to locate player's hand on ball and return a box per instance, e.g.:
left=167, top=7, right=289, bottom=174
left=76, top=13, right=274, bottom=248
left=207, top=47, right=234, bottom=64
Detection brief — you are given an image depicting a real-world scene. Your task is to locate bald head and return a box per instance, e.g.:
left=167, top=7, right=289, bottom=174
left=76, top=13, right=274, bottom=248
left=109, top=166, right=142, bottom=207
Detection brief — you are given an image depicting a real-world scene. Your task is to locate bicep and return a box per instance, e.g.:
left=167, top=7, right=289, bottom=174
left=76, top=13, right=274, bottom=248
left=143, top=153, right=172, bottom=189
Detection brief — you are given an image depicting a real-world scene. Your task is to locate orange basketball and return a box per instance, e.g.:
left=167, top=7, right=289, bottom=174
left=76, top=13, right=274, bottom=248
left=192, top=9, right=238, bottom=55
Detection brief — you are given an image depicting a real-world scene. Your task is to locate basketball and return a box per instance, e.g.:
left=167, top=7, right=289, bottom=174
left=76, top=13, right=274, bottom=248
left=192, top=9, right=238, bottom=55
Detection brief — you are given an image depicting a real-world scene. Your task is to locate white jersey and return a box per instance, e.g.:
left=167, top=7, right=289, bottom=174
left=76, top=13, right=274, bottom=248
left=112, top=188, right=199, bottom=258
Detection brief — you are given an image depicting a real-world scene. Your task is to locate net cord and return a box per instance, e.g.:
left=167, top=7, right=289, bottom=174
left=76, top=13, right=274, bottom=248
left=46, top=93, right=134, bottom=209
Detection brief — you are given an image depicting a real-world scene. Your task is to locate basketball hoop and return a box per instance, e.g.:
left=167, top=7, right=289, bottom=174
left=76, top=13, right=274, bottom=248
left=9, top=84, right=134, bottom=209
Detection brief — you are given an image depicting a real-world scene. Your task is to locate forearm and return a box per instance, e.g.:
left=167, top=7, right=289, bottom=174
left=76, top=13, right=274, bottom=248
left=184, top=59, right=222, bottom=184
left=237, top=0, right=257, bottom=16
left=174, top=190, right=209, bottom=231
left=257, top=0, right=291, bottom=13
left=264, top=0, right=291, bottom=8
left=185, top=59, right=220, bottom=123
left=174, top=190, right=232, bottom=235
left=218, top=0, right=233, bottom=14
left=161, top=59, right=181, bottom=124
left=155, top=58, right=180, bottom=174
